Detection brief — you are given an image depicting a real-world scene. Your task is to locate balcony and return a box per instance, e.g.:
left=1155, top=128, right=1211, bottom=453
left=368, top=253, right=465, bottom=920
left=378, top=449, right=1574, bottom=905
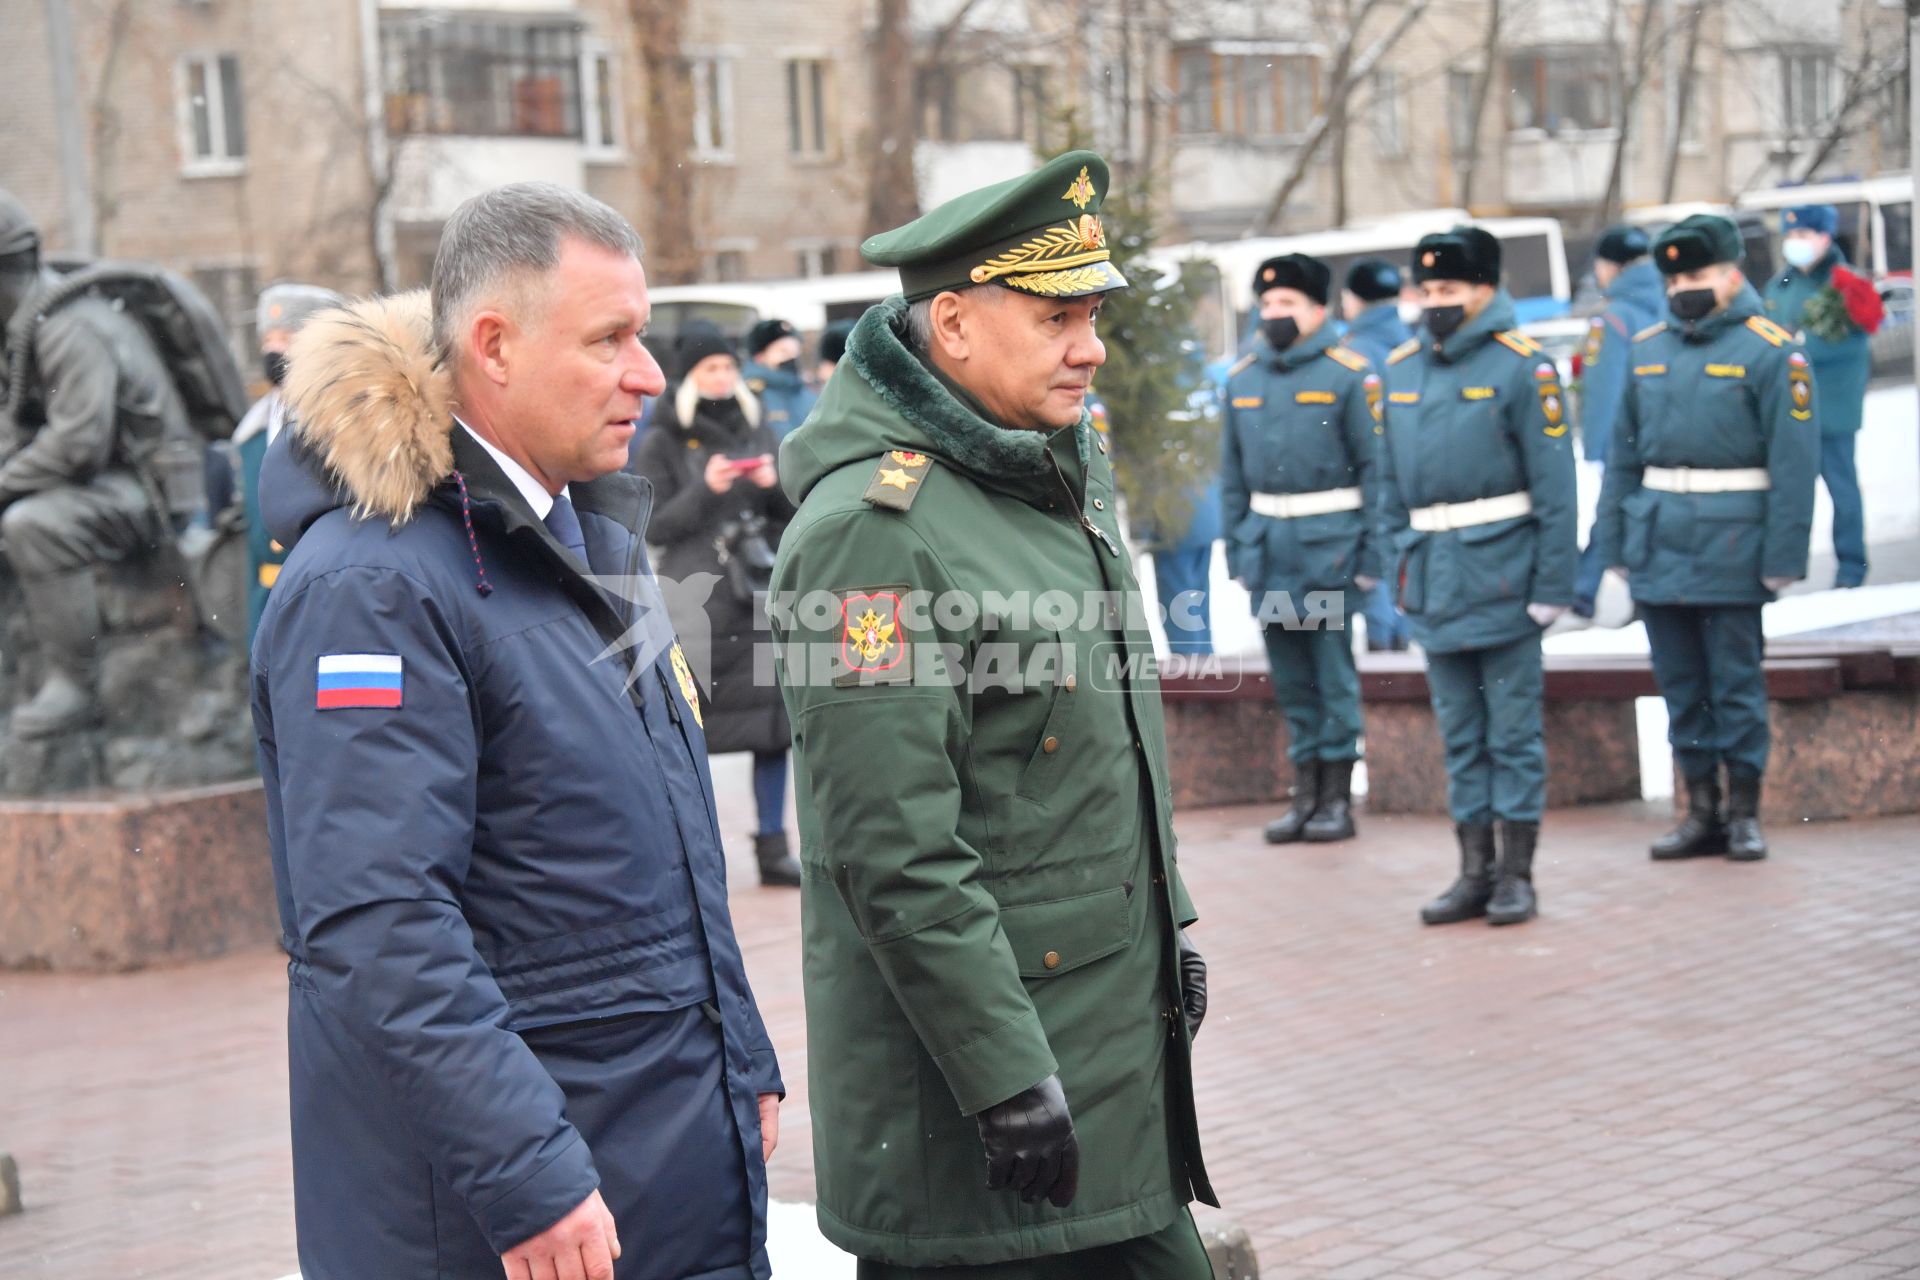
left=1503, top=129, right=1620, bottom=208
left=389, top=136, right=586, bottom=225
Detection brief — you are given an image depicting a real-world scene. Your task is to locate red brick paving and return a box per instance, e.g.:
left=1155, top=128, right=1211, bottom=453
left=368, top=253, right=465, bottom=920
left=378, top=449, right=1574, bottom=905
left=3, top=788, right=1918, bottom=1278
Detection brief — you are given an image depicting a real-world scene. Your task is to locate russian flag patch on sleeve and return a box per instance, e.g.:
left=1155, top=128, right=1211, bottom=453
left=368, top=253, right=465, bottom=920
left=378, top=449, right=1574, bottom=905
left=316, top=653, right=404, bottom=710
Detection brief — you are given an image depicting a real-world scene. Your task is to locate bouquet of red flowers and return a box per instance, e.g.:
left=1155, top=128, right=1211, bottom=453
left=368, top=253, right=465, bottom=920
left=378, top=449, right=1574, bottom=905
left=1801, top=265, right=1885, bottom=342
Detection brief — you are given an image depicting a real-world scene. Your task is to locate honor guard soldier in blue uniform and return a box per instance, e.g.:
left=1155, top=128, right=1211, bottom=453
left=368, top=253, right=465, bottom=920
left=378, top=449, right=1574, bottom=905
left=1573, top=226, right=1665, bottom=618
left=1222, top=253, right=1382, bottom=845
left=1376, top=227, right=1577, bottom=927
left=1341, top=258, right=1414, bottom=652
left=1594, top=214, right=1817, bottom=862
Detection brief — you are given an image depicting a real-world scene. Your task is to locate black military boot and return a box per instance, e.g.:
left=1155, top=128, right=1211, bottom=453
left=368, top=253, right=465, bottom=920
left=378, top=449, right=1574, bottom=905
left=1263, top=761, right=1321, bottom=845
left=753, top=831, right=802, bottom=887
left=1486, top=820, right=1539, bottom=925
left=12, top=570, right=104, bottom=738
left=1651, top=772, right=1729, bottom=860
left=1420, top=821, right=1495, bottom=924
left=1302, top=760, right=1357, bottom=842
left=1724, top=768, right=1768, bottom=862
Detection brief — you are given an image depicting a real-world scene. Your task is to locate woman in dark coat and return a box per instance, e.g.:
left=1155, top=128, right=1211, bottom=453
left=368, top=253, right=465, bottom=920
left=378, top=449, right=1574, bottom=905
left=632, top=330, right=802, bottom=886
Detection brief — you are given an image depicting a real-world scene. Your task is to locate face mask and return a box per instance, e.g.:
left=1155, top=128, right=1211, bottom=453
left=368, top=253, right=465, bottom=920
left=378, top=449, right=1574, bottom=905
left=1398, top=301, right=1423, bottom=327
left=1262, top=316, right=1300, bottom=352
left=262, top=351, right=289, bottom=386
left=1782, top=239, right=1820, bottom=270
left=1423, top=304, right=1466, bottom=341
left=773, top=357, right=798, bottom=374
left=1669, top=287, right=1718, bottom=324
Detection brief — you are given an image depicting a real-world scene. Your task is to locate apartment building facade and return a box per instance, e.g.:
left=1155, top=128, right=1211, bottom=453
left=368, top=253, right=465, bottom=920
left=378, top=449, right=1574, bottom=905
left=2, top=0, right=1907, bottom=361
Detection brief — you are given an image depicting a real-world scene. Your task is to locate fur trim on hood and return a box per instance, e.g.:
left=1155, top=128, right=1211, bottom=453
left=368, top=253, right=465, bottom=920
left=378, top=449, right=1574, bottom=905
left=283, top=289, right=453, bottom=524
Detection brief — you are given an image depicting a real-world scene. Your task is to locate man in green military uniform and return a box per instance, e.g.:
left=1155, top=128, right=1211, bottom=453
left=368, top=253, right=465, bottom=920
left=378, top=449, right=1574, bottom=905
left=1594, top=214, right=1817, bottom=862
left=1376, top=227, right=1578, bottom=928
left=1221, top=252, right=1381, bottom=845
left=770, top=150, right=1215, bottom=1278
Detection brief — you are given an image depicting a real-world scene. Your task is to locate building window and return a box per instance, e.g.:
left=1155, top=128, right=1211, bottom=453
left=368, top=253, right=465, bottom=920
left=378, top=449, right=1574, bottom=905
left=691, top=56, right=735, bottom=158
left=794, top=244, right=839, bottom=277
left=787, top=59, right=831, bottom=157
left=1507, top=50, right=1617, bottom=132
left=1448, top=68, right=1479, bottom=157
left=1173, top=47, right=1319, bottom=139
left=191, top=263, right=258, bottom=368
left=1780, top=52, right=1835, bottom=135
left=582, top=44, right=621, bottom=156
left=710, top=249, right=746, bottom=282
left=381, top=13, right=583, bottom=138
left=179, top=53, right=246, bottom=171
left=1369, top=68, right=1402, bottom=156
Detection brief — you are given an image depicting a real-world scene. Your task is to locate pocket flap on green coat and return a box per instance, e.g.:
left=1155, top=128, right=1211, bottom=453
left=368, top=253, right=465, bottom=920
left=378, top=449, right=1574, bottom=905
left=997, top=886, right=1132, bottom=978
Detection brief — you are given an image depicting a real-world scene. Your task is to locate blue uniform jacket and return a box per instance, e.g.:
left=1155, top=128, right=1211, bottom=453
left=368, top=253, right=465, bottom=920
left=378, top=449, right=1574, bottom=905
left=1375, top=292, right=1579, bottom=654
left=1342, top=301, right=1412, bottom=370
left=253, top=293, right=778, bottom=1280
left=1578, top=260, right=1666, bottom=463
left=1592, top=285, right=1818, bottom=606
left=742, top=358, right=819, bottom=441
left=1220, top=324, right=1383, bottom=598
left=1763, top=245, right=1873, bottom=435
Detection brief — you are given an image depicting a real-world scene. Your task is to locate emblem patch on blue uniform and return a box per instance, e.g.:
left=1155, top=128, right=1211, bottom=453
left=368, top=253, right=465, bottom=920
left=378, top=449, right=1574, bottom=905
left=1363, top=374, right=1383, bottom=431
left=316, top=654, right=403, bottom=710
left=1788, top=352, right=1813, bottom=421
left=1535, top=363, right=1568, bottom=437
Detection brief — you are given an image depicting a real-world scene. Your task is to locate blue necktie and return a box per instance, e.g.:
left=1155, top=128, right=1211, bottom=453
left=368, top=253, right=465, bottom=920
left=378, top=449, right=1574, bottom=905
left=543, top=492, right=589, bottom=566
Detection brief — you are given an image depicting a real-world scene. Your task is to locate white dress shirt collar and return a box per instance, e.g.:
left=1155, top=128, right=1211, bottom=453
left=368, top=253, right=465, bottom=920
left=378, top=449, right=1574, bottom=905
left=455, top=417, right=567, bottom=520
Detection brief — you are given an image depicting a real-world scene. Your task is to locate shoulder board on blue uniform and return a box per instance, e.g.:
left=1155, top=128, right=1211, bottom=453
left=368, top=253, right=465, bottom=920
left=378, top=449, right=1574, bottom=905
left=1746, top=316, right=1792, bottom=348
left=1493, top=331, right=1542, bottom=358
left=1226, top=352, right=1259, bottom=379
left=862, top=448, right=935, bottom=511
left=746, top=377, right=767, bottom=393
left=1323, top=345, right=1370, bottom=373
left=1634, top=321, right=1669, bottom=343
left=1386, top=338, right=1422, bottom=365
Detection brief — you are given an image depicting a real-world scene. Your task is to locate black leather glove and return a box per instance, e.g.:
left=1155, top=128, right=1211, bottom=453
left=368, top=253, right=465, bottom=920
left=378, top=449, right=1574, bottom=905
left=1178, top=928, right=1207, bottom=1040
left=975, top=1074, right=1080, bottom=1207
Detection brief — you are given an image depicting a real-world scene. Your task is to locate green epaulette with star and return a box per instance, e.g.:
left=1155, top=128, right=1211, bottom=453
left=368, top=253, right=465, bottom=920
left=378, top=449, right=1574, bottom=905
left=1324, top=345, right=1370, bottom=373
left=1747, top=316, right=1792, bottom=348
left=1226, top=352, right=1259, bottom=379
left=1634, top=321, right=1669, bottom=343
left=1493, top=330, right=1543, bottom=358
left=862, top=448, right=936, bottom=511
left=1386, top=338, right=1422, bottom=366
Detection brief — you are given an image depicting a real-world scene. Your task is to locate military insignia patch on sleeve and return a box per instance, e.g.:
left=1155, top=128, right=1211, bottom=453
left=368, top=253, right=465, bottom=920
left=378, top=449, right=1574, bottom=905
left=1788, top=351, right=1813, bottom=421
left=1363, top=374, right=1384, bottom=431
left=1584, top=317, right=1605, bottom=367
left=1535, top=362, right=1568, bottom=437
left=835, top=586, right=913, bottom=687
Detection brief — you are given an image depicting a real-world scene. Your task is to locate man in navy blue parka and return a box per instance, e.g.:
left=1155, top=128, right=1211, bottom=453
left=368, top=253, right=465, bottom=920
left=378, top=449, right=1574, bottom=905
left=253, top=182, right=781, bottom=1280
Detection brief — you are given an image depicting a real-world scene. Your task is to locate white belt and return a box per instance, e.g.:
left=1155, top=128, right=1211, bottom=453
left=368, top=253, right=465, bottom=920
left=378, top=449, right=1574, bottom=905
left=1250, top=487, right=1364, bottom=520
left=1409, top=491, right=1532, bottom=533
left=1643, top=466, right=1772, bottom=494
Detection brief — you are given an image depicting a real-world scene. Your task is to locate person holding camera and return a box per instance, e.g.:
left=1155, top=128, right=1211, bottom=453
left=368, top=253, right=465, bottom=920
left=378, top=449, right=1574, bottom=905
left=632, top=328, right=802, bottom=886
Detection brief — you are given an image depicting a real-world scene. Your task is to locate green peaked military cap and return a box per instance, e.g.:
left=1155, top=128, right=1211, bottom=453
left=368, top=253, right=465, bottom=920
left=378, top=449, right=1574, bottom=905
left=862, top=149, right=1128, bottom=302
left=1653, top=214, right=1744, bottom=275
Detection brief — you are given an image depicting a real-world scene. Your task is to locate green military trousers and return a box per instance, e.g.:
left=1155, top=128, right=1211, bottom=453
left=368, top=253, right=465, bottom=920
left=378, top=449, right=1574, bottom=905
left=1423, top=631, right=1547, bottom=824
left=1640, top=604, right=1769, bottom=779
left=855, top=1208, right=1212, bottom=1280
left=1260, top=600, right=1364, bottom=765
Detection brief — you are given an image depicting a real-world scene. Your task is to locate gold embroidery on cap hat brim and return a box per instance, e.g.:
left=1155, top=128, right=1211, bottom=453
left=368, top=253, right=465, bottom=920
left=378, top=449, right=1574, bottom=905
left=969, top=215, right=1110, bottom=285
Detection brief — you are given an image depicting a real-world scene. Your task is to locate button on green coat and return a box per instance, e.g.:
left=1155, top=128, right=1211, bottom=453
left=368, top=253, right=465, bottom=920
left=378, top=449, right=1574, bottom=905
left=770, top=297, right=1214, bottom=1268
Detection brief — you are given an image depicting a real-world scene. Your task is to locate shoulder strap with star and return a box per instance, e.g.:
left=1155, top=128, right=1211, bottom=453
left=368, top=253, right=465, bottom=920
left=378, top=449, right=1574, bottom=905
left=1493, top=330, right=1543, bottom=358
left=1746, top=316, right=1792, bottom=348
left=1226, top=352, right=1259, bottom=379
left=862, top=448, right=935, bottom=511
left=1634, top=320, right=1669, bottom=343
left=1323, top=345, right=1370, bottom=373
left=1386, top=338, right=1422, bottom=366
